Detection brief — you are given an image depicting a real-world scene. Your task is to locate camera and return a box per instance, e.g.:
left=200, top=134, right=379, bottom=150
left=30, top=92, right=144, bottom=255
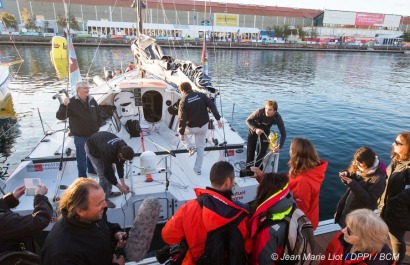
left=239, top=169, right=254, bottom=178
left=52, top=94, right=64, bottom=104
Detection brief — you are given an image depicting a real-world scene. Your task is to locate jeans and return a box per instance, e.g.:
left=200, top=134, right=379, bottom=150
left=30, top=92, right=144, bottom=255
left=181, top=124, right=208, bottom=173
left=74, top=136, right=95, bottom=177
left=388, top=227, right=406, bottom=264
left=84, top=144, right=112, bottom=200
left=246, top=132, right=269, bottom=168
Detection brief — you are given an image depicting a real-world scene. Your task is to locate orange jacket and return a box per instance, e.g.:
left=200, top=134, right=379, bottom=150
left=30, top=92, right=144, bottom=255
left=161, top=188, right=251, bottom=265
left=288, top=160, right=328, bottom=229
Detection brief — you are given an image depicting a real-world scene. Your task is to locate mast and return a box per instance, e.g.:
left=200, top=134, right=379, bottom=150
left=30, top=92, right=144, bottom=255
left=201, top=0, right=209, bottom=75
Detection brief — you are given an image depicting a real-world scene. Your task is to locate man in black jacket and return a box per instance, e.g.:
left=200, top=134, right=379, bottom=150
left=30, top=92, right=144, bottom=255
left=0, top=184, right=52, bottom=254
left=178, top=82, right=222, bottom=175
left=85, top=131, right=134, bottom=208
left=245, top=100, right=286, bottom=168
left=56, top=81, right=101, bottom=178
left=40, top=178, right=127, bottom=265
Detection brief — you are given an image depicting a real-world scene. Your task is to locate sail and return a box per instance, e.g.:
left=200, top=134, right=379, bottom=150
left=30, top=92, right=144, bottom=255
left=201, top=34, right=208, bottom=76
left=68, top=29, right=81, bottom=95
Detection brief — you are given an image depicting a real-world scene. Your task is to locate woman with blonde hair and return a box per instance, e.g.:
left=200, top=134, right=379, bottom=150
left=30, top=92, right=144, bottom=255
left=334, top=147, right=386, bottom=227
left=287, top=137, right=327, bottom=230
left=379, top=131, right=410, bottom=265
left=320, top=209, right=394, bottom=265
left=251, top=137, right=327, bottom=230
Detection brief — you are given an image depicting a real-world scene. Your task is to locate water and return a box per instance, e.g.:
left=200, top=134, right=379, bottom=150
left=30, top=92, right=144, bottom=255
left=1, top=45, right=410, bottom=220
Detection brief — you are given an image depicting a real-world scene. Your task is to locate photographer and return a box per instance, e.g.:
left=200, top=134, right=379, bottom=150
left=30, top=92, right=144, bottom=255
left=334, top=147, right=386, bottom=228
left=0, top=184, right=52, bottom=254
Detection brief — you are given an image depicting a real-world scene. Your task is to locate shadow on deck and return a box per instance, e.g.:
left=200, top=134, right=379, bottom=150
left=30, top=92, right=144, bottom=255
left=314, top=220, right=410, bottom=264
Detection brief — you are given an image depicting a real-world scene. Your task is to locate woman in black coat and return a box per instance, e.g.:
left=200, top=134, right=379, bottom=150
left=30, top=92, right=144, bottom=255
left=379, top=132, right=410, bottom=265
left=335, top=147, right=386, bottom=228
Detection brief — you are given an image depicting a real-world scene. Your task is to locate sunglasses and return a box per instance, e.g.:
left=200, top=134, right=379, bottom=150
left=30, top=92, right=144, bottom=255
left=394, top=140, right=403, bottom=146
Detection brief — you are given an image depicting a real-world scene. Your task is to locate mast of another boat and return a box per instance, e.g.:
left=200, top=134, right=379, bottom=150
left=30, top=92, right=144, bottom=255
left=132, top=0, right=145, bottom=78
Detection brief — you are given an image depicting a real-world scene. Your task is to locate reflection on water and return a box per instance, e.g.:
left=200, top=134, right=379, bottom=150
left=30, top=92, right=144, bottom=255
left=51, top=58, right=69, bottom=80
left=1, top=45, right=410, bottom=219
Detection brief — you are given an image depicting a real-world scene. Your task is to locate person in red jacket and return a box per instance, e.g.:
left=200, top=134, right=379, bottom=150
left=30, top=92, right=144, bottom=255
left=287, top=137, right=327, bottom=230
left=161, top=161, right=251, bottom=265
left=319, top=209, right=394, bottom=265
left=251, top=137, right=327, bottom=230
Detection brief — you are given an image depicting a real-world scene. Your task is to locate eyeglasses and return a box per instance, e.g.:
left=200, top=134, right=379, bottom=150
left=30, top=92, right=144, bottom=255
left=345, top=227, right=353, bottom=236
left=394, top=140, right=403, bottom=146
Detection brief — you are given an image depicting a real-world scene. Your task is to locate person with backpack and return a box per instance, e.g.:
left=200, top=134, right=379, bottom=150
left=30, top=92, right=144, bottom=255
left=251, top=137, right=327, bottom=230
left=161, top=161, right=251, bottom=265
left=248, top=172, right=314, bottom=265
left=320, top=209, right=394, bottom=265
left=334, top=147, right=386, bottom=228
left=379, top=132, right=410, bottom=265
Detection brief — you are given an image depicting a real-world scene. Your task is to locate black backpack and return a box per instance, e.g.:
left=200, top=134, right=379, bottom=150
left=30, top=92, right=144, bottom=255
left=195, top=196, right=248, bottom=265
left=125, top=119, right=141, bottom=138
left=257, top=205, right=314, bottom=265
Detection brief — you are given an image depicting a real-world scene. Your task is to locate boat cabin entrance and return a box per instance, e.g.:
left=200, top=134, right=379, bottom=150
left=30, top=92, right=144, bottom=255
left=142, top=90, right=162, bottom=123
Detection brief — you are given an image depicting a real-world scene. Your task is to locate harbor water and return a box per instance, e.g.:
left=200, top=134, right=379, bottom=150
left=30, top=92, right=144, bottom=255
left=1, top=45, right=410, bottom=220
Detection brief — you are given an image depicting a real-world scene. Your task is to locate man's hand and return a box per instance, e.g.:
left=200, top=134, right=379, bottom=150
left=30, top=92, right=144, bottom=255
left=250, top=167, right=264, bottom=183
left=272, top=146, right=281, bottom=153
left=179, top=135, right=185, bottom=141
left=117, top=184, right=129, bottom=195
left=217, top=120, right=223, bottom=128
left=35, top=185, right=48, bottom=195
left=63, top=97, right=70, bottom=106
left=255, top=128, right=263, bottom=136
left=13, top=185, right=26, bottom=200
left=115, top=232, right=128, bottom=248
left=112, top=254, right=125, bottom=265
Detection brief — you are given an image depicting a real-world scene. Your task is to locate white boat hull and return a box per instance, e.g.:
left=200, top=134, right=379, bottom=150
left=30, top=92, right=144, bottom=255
left=3, top=72, right=279, bottom=231
left=0, top=66, right=11, bottom=110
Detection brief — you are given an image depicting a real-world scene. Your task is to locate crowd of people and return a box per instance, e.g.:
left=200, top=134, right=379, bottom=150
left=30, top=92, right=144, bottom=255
left=0, top=80, right=408, bottom=265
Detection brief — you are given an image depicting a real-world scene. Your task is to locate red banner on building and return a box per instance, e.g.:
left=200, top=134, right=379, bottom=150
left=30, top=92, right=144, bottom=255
left=355, top=13, right=385, bottom=26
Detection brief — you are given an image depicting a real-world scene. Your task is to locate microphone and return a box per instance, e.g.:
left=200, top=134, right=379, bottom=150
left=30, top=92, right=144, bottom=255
left=125, top=196, right=161, bottom=261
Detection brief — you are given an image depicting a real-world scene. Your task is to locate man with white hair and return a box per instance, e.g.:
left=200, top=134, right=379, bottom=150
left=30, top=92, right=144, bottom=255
left=56, top=82, right=110, bottom=184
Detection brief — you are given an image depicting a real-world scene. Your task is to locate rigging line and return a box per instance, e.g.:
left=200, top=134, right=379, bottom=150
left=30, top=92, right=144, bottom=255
left=85, top=0, right=119, bottom=79
left=157, top=0, right=177, bottom=58
left=2, top=21, right=23, bottom=63
left=204, top=0, right=228, bottom=155
left=170, top=0, right=191, bottom=59
left=1, top=21, right=24, bottom=78
left=52, top=0, right=72, bottom=207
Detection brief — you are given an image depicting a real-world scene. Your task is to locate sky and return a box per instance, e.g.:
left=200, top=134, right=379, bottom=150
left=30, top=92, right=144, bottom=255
left=213, top=0, right=410, bottom=17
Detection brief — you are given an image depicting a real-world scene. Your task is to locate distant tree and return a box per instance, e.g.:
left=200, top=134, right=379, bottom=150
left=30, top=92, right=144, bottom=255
left=309, top=28, right=319, bottom=39
left=282, top=25, right=291, bottom=39
left=0, top=11, right=18, bottom=30
left=403, top=32, right=410, bottom=42
left=273, top=25, right=283, bottom=38
left=69, top=16, right=80, bottom=31
left=56, top=14, right=67, bottom=28
left=21, top=8, right=38, bottom=31
left=57, top=14, right=80, bottom=31
left=297, top=26, right=307, bottom=40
